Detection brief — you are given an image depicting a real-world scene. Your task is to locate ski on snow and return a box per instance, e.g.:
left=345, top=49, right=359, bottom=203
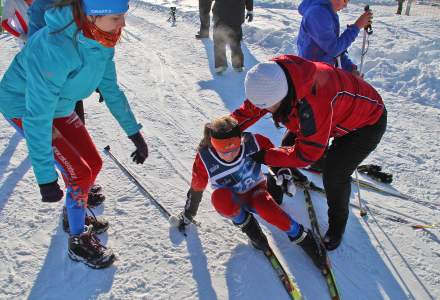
left=269, top=168, right=342, bottom=299
left=302, top=185, right=342, bottom=300
left=263, top=244, right=304, bottom=300
left=105, top=145, right=303, bottom=298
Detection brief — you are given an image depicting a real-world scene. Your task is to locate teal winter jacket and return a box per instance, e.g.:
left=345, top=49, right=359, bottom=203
left=0, top=6, right=141, bottom=185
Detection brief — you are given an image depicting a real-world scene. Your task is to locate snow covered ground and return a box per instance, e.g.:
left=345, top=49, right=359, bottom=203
left=0, top=0, right=439, bottom=299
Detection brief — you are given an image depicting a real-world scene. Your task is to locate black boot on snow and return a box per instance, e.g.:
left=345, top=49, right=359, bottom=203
left=323, top=231, right=343, bottom=251
left=236, top=214, right=270, bottom=251
left=90, top=184, right=102, bottom=194
left=68, top=226, right=116, bottom=269
left=195, top=30, right=209, bottom=39
left=290, top=225, right=326, bottom=269
left=63, top=206, right=109, bottom=234
left=88, top=191, right=105, bottom=208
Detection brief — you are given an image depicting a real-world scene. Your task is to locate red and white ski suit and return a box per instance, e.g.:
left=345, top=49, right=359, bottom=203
left=190, top=133, right=295, bottom=231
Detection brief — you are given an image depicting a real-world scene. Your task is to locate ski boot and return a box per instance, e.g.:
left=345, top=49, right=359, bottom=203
left=88, top=184, right=105, bottom=208
left=290, top=225, right=326, bottom=269
left=62, top=206, right=109, bottom=234
left=323, top=231, right=343, bottom=251
left=195, top=30, right=209, bottom=39
left=236, top=213, right=270, bottom=251
left=215, top=66, right=227, bottom=74
left=68, top=226, right=116, bottom=269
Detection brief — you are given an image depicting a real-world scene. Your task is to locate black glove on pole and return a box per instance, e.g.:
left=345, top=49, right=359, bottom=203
left=39, top=179, right=64, bottom=202
left=129, top=132, right=149, bottom=164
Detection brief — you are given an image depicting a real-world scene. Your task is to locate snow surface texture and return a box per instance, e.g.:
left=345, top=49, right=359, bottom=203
left=0, top=0, right=439, bottom=299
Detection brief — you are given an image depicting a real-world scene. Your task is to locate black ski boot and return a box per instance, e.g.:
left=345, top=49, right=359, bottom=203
left=68, top=226, right=116, bottom=269
left=236, top=214, right=270, bottom=251
left=323, top=231, right=343, bottom=251
left=290, top=225, right=326, bottom=269
left=88, top=185, right=105, bottom=208
left=195, top=30, right=209, bottom=39
left=62, top=206, right=109, bottom=234
left=90, top=184, right=102, bottom=194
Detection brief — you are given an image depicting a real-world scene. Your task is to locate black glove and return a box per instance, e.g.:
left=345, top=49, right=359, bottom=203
left=39, top=180, right=64, bottom=203
left=246, top=11, right=253, bottom=22
left=250, top=150, right=266, bottom=164
left=129, top=132, right=148, bottom=164
left=275, top=168, right=297, bottom=197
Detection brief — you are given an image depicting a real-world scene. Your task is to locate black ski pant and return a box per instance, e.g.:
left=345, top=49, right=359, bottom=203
left=213, top=22, right=244, bottom=69
left=281, top=110, right=387, bottom=236
left=199, top=0, right=213, bottom=34
left=396, top=0, right=405, bottom=14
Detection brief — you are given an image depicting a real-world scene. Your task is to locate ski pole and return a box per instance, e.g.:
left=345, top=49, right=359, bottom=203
left=359, top=5, right=373, bottom=75
left=104, top=145, right=173, bottom=217
left=103, top=145, right=200, bottom=236
left=354, top=169, right=368, bottom=217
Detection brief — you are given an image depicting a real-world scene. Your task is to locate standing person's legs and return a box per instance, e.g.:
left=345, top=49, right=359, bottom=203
left=213, top=22, right=228, bottom=70
left=52, top=114, right=101, bottom=235
left=198, top=0, right=212, bottom=35
left=229, top=26, right=244, bottom=70
left=396, top=0, right=404, bottom=14
left=74, top=100, right=85, bottom=124
left=9, top=115, right=94, bottom=235
left=323, top=111, right=387, bottom=249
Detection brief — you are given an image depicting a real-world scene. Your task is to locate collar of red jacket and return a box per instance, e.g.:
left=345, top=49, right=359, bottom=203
left=270, top=55, right=317, bottom=102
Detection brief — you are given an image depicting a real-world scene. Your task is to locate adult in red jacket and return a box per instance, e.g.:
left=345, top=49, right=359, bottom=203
left=232, top=55, right=387, bottom=250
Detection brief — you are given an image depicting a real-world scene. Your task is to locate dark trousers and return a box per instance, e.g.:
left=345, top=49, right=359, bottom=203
left=281, top=110, right=387, bottom=236
left=199, top=0, right=213, bottom=33
left=213, top=23, right=244, bottom=68
left=396, top=0, right=405, bottom=14
left=74, top=100, right=85, bottom=124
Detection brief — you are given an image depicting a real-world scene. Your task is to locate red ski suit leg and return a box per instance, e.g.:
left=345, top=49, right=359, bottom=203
left=11, top=113, right=102, bottom=206
left=211, top=182, right=292, bottom=231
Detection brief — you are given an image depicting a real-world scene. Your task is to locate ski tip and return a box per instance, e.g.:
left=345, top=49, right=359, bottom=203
left=104, top=145, right=110, bottom=152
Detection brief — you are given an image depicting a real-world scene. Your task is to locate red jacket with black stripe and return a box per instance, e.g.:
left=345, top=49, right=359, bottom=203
left=231, top=55, right=385, bottom=168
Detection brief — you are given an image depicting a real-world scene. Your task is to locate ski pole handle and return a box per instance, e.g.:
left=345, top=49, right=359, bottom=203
left=364, top=5, right=373, bottom=35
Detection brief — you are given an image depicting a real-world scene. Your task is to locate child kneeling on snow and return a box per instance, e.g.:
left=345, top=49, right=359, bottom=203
left=174, top=115, right=325, bottom=268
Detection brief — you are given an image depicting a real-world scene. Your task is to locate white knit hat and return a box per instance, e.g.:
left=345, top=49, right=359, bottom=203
left=245, top=61, right=288, bottom=109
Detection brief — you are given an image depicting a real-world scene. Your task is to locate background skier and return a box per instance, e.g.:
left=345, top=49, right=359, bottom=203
left=296, top=0, right=373, bottom=74
left=211, top=0, right=253, bottom=73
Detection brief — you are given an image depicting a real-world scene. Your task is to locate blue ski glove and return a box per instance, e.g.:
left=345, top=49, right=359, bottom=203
left=246, top=11, right=253, bottom=22
left=39, top=179, right=64, bottom=202
left=129, top=132, right=149, bottom=164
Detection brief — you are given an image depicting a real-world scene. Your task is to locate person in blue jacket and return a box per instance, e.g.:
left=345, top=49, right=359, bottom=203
left=0, top=0, right=149, bottom=269
left=296, top=0, right=373, bottom=73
